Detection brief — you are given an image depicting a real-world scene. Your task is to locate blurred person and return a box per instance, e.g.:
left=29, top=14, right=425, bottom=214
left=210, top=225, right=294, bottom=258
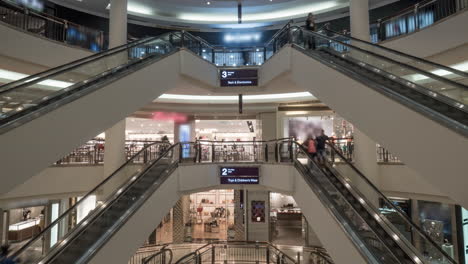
left=315, top=129, right=329, bottom=165
left=303, top=135, right=317, bottom=169
left=305, top=13, right=316, bottom=49
left=1, top=245, right=17, bottom=264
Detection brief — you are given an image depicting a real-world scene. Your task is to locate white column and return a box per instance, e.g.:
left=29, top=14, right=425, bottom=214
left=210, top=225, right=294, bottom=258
left=103, top=0, right=128, bottom=178
left=353, top=128, right=379, bottom=183
left=104, top=120, right=126, bottom=177
left=350, top=0, right=370, bottom=41
left=59, top=198, right=70, bottom=239
left=353, top=128, right=380, bottom=206
left=257, top=112, right=277, bottom=140
left=0, top=209, right=7, bottom=245
left=174, top=117, right=196, bottom=143
left=109, top=0, right=128, bottom=48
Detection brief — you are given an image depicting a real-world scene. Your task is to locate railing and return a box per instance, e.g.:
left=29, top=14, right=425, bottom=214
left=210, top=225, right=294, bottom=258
left=304, top=247, right=333, bottom=264
left=312, top=142, right=458, bottom=264
left=0, top=32, right=179, bottom=134
left=0, top=0, right=105, bottom=51
left=328, top=137, right=354, bottom=163
left=179, top=139, right=294, bottom=164
left=175, top=241, right=299, bottom=264
left=7, top=138, right=453, bottom=264
left=9, top=142, right=179, bottom=263
left=374, top=0, right=468, bottom=42
left=376, top=145, right=402, bottom=164
left=54, top=139, right=169, bottom=165
left=129, top=245, right=173, bottom=264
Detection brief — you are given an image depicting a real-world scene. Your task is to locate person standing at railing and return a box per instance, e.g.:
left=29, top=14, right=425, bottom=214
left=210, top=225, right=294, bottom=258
left=305, top=13, right=317, bottom=49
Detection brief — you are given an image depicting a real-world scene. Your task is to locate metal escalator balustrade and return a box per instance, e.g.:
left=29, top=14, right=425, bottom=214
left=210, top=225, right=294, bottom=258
left=287, top=27, right=468, bottom=137
left=175, top=241, right=298, bottom=264
left=7, top=139, right=455, bottom=264
left=292, top=141, right=458, bottom=264
left=7, top=139, right=290, bottom=264
left=321, top=28, right=468, bottom=91
left=0, top=31, right=182, bottom=134
left=8, top=141, right=175, bottom=263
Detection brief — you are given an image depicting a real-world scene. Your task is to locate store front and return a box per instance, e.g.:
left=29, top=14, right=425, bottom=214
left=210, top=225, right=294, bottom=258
left=270, top=193, right=305, bottom=246
left=417, top=200, right=457, bottom=263
left=379, top=197, right=412, bottom=242
left=6, top=206, right=45, bottom=243
left=188, top=189, right=235, bottom=242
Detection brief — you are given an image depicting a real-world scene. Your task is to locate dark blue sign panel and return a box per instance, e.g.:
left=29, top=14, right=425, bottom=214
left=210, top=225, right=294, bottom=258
left=221, top=177, right=259, bottom=184
left=220, top=167, right=259, bottom=184
left=220, top=69, right=258, bottom=87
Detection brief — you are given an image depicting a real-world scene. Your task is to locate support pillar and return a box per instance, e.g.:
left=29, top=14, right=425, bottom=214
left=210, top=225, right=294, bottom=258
left=109, top=0, right=128, bottom=49
left=349, top=0, right=370, bottom=41
left=174, top=117, right=196, bottom=143
left=172, top=196, right=190, bottom=243
left=103, top=120, right=127, bottom=177
left=58, top=198, right=70, bottom=239
left=257, top=112, right=277, bottom=140
left=353, top=128, right=380, bottom=206
left=246, top=190, right=270, bottom=241
left=103, top=0, right=128, bottom=180
left=233, top=190, right=245, bottom=240
left=0, top=209, right=7, bottom=245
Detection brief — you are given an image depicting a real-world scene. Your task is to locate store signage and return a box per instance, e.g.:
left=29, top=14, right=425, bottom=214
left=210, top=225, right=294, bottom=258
left=220, top=69, right=258, bottom=87
left=220, top=167, right=259, bottom=184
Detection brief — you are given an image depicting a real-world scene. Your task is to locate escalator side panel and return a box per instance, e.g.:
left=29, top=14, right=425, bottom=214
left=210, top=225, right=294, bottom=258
left=0, top=52, right=180, bottom=195
left=86, top=167, right=180, bottom=264
left=292, top=166, right=370, bottom=264
left=289, top=47, right=468, bottom=208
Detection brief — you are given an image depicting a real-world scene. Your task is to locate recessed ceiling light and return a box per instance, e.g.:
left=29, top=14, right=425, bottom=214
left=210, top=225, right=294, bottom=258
left=206, top=1, right=211, bottom=5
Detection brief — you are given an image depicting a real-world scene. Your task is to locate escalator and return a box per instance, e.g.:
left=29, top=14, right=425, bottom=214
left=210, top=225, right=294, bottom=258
left=291, top=27, right=468, bottom=135
left=7, top=139, right=457, bottom=264
left=285, top=26, right=468, bottom=207
left=0, top=31, right=194, bottom=194
left=8, top=142, right=178, bottom=264
left=292, top=141, right=458, bottom=264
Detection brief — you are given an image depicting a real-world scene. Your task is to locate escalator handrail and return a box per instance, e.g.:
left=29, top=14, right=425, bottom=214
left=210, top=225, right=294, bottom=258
left=323, top=28, right=468, bottom=80
left=43, top=146, right=180, bottom=264
left=195, top=137, right=293, bottom=143
left=143, top=248, right=173, bottom=264
left=9, top=141, right=172, bottom=259
left=295, top=27, right=468, bottom=93
left=182, top=31, right=217, bottom=50
left=174, top=241, right=298, bottom=264
left=11, top=138, right=290, bottom=259
left=324, top=141, right=458, bottom=264
left=265, top=21, right=293, bottom=47
left=0, top=31, right=175, bottom=94
left=292, top=146, right=395, bottom=263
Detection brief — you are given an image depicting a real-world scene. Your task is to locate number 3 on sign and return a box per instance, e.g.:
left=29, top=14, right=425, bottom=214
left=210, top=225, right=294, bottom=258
left=221, top=71, right=227, bottom=79
left=221, top=168, right=228, bottom=176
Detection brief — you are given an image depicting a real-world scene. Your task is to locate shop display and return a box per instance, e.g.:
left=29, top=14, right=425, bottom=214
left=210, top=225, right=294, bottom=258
left=7, top=206, right=45, bottom=242
left=189, top=190, right=234, bottom=240
left=251, top=201, right=266, bottom=222
left=379, top=198, right=412, bottom=242
left=422, top=219, right=445, bottom=261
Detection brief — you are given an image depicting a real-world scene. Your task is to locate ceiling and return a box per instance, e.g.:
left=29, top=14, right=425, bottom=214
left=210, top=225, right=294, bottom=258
left=50, top=0, right=396, bottom=30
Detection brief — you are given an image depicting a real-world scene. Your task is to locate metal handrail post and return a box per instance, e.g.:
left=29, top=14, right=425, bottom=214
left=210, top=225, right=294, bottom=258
left=414, top=3, right=420, bottom=30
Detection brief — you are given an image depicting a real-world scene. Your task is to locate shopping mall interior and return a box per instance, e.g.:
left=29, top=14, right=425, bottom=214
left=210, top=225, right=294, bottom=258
left=0, top=0, right=467, bottom=264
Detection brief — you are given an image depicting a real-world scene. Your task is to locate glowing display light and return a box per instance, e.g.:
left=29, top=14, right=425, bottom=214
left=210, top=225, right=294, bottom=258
left=224, top=33, right=261, bottom=43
